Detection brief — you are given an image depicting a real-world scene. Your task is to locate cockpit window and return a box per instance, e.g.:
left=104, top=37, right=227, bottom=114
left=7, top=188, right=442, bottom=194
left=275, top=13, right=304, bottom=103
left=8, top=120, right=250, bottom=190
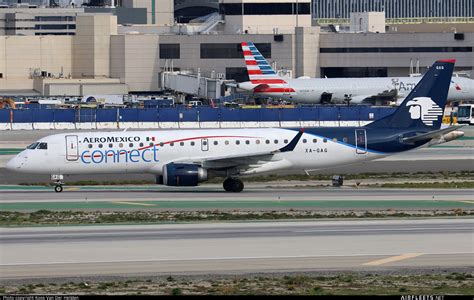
left=37, top=143, right=48, bottom=150
left=26, top=142, right=39, bottom=149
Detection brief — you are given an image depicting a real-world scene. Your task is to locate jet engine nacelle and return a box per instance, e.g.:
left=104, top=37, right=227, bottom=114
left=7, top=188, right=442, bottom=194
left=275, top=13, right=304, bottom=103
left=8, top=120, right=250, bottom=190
left=162, top=163, right=208, bottom=186
left=427, top=130, right=465, bottom=147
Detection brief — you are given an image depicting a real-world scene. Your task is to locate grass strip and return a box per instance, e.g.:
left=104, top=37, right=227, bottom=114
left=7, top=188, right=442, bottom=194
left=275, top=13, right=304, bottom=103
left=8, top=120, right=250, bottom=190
left=1, top=209, right=471, bottom=226
left=2, top=273, right=473, bottom=295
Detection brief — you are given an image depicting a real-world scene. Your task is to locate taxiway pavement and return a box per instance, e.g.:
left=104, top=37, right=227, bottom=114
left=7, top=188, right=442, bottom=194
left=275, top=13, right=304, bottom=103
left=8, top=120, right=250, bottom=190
left=1, top=219, right=472, bottom=279
left=1, top=187, right=473, bottom=211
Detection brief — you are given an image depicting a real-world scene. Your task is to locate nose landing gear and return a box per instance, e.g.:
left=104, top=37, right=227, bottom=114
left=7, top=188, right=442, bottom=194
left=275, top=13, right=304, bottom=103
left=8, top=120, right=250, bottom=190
left=223, top=178, right=244, bottom=193
left=51, top=174, right=64, bottom=193
left=54, top=184, right=63, bottom=193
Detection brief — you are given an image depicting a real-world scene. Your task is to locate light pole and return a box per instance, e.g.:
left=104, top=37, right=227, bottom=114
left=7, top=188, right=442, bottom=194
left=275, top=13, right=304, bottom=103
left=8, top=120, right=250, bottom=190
left=296, top=0, right=299, bottom=28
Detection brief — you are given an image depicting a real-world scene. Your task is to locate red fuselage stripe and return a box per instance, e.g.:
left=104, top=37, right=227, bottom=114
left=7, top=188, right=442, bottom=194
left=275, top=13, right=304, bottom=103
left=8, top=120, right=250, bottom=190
left=254, top=87, right=296, bottom=93
left=84, top=135, right=262, bottom=158
left=251, top=79, right=287, bottom=84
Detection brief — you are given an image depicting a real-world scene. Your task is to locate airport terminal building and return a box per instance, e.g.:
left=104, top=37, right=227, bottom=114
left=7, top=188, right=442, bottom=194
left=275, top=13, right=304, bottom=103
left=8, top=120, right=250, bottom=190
left=0, top=0, right=471, bottom=96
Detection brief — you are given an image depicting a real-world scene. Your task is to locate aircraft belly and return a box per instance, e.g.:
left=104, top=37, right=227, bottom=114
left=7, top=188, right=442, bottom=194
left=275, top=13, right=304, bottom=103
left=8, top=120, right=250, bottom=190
left=288, top=141, right=384, bottom=170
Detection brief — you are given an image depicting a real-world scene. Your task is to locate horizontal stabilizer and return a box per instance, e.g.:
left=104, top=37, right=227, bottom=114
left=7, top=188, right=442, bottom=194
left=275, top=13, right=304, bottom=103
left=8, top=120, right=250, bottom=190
left=402, top=125, right=464, bottom=143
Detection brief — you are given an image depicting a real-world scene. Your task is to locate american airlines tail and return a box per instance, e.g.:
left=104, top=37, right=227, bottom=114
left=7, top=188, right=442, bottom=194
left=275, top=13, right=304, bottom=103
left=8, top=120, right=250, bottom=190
left=241, top=42, right=294, bottom=94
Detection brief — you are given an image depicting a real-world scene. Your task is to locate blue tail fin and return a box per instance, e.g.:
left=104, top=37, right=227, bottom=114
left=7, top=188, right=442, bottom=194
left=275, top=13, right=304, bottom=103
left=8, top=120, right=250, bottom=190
left=367, top=59, right=455, bottom=129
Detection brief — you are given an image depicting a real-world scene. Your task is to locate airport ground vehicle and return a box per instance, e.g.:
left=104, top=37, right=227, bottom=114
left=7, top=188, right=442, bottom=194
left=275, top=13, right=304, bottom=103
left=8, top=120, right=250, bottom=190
left=457, top=104, right=474, bottom=125
left=6, top=60, right=464, bottom=192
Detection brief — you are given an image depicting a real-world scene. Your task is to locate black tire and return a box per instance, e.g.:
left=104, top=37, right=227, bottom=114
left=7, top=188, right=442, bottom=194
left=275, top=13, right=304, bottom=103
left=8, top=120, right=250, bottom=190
left=231, top=179, right=244, bottom=193
left=223, top=178, right=244, bottom=193
left=223, top=178, right=233, bottom=192
left=54, top=185, right=63, bottom=193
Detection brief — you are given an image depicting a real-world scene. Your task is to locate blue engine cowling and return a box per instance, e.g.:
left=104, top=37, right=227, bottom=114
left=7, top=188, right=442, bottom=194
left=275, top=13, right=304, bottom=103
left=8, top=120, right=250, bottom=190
left=162, top=163, right=208, bottom=186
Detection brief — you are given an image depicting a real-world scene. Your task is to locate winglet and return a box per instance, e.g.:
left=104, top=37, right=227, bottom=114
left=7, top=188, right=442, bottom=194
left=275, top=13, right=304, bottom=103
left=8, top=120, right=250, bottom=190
left=277, top=129, right=304, bottom=153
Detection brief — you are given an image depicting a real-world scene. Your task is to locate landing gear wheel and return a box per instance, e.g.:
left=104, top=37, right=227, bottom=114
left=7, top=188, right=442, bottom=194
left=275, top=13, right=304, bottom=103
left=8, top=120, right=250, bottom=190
left=223, top=178, right=244, bottom=193
left=54, top=185, right=63, bottom=193
left=223, top=178, right=231, bottom=191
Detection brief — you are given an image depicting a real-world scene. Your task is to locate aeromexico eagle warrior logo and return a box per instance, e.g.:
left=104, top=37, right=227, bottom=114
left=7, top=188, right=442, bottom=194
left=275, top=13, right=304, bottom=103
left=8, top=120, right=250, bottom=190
left=406, top=97, right=443, bottom=126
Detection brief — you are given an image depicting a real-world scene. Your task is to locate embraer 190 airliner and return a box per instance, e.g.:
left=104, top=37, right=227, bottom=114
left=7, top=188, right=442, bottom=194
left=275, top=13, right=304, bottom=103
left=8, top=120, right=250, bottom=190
left=6, top=59, right=464, bottom=192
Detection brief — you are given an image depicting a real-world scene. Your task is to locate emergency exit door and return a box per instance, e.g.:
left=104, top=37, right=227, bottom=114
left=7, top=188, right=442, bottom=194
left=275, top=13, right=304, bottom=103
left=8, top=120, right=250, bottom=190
left=65, top=135, right=79, bottom=161
left=355, top=129, right=367, bottom=154
left=201, top=138, right=209, bottom=151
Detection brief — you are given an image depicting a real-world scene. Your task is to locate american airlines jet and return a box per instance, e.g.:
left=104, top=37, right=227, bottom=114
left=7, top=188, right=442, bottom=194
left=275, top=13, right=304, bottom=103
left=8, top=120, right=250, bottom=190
left=237, top=42, right=474, bottom=104
left=6, top=60, right=464, bottom=192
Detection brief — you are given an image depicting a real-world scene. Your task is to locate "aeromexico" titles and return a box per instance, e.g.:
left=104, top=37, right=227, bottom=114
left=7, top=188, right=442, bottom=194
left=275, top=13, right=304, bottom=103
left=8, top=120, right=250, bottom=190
left=83, top=136, right=141, bottom=144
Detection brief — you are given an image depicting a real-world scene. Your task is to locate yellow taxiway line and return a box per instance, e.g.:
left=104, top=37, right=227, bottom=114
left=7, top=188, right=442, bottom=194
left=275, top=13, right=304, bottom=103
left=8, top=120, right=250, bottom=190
left=64, top=188, right=81, bottom=191
left=363, top=253, right=424, bottom=266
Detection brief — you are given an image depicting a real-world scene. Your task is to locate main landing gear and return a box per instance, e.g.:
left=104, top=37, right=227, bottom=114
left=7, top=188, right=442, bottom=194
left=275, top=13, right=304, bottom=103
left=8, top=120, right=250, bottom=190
left=51, top=174, right=64, bottom=193
left=223, top=178, right=244, bottom=193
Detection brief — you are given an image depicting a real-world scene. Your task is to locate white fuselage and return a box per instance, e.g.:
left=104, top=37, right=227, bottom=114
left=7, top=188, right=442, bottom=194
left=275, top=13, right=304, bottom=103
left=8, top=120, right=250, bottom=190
left=250, top=76, right=474, bottom=104
left=6, top=128, right=384, bottom=176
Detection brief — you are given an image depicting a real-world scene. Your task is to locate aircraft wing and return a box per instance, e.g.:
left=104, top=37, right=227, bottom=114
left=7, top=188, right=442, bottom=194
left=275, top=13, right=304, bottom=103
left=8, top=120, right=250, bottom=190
left=351, top=89, right=398, bottom=104
left=176, top=129, right=304, bottom=171
left=402, top=126, right=464, bottom=143
left=224, top=82, right=238, bottom=88
left=349, top=95, right=374, bottom=104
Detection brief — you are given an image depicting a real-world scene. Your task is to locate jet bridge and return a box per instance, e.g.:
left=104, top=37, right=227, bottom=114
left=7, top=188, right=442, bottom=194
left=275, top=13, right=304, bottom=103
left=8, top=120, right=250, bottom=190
left=160, top=70, right=235, bottom=102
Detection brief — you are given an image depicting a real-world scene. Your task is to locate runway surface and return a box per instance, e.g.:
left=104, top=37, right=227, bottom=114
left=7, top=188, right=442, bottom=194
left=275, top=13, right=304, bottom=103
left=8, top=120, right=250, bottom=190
left=1, top=219, right=472, bottom=279
left=1, top=187, right=473, bottom=211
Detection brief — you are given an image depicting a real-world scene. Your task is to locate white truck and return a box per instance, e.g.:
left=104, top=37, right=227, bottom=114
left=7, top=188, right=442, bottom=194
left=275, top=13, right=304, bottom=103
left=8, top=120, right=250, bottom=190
left=81, top=95, right=125, bottom=107
left=457, top=104, right=474, bottom=125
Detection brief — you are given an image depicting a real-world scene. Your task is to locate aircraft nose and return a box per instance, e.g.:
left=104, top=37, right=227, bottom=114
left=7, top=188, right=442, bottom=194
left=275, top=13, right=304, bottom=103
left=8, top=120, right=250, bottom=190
left=6, top=155, right=22, bottom=171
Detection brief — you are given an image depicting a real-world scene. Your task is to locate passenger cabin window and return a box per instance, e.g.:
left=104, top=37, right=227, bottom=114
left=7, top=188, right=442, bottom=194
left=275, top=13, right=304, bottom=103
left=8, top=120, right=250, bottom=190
left=245, top=140, right=250, bottom=145
left=236, top=140, right=240, bottom=145
left=214, top=141, right=218, bottom=145
left=27, top=142, right=39, bottom=149
left=302, top=139, right=307, bottom=143
left=129, top=143, right=134, bottom=147
left=323, top=139, right=327, bottom=143
left=313, top=139, right=317, bottom=143
left=274, top=140, right=279, bottom=144
left=180, top=142, right=185, bottom=146
left=88, top=144, right=93, bottom=149
left=37, top=143, right=48, bottom=150
left=266, top=140, right=270, bottom=144
left=109, top=143, right=113, bottom=148
left=284, top=139, right=288, bottom=144
left=98, top=144, right=103, bottom=148
left=191, top=141, right=195, bottom=146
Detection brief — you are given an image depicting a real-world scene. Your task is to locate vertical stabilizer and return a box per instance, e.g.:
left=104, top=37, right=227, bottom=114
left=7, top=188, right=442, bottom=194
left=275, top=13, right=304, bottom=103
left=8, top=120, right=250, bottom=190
left=367, top=59, right=455, bottom=129
left=241, top=42, right=286, bottom=85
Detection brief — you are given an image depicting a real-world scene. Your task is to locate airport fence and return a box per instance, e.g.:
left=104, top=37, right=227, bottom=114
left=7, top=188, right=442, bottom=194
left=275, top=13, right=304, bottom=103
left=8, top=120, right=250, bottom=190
left=0, top=106, right=396, bottom=130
